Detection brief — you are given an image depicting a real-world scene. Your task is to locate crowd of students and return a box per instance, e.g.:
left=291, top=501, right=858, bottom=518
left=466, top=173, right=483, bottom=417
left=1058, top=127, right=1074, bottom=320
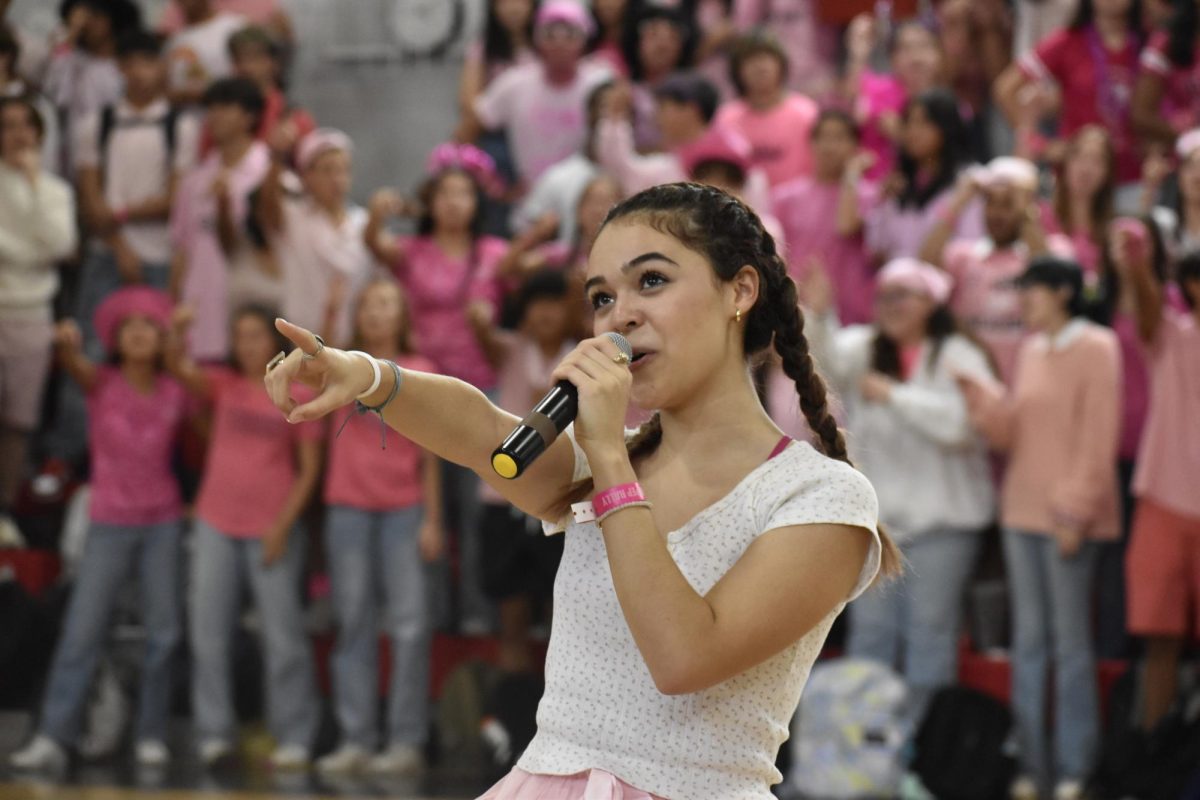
left=0, top=0, right=1197, bottom=797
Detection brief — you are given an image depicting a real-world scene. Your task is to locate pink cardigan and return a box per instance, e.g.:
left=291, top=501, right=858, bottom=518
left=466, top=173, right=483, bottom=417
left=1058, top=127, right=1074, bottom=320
left=977, top=320, right=1122, bottom=539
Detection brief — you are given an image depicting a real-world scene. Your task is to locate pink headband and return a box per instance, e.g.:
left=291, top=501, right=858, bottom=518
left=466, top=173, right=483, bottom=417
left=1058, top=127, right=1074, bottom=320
left=425, top=142, right=503, bottom=195
left=1177, top=128, right=1200, bottom=159
left=94, top=287, right=173, bottom=353
left=877, top=258, right=954, bottom=305
left=296, top=128, right=353, bottom=172
left=535, top=1, right=594, bottom=36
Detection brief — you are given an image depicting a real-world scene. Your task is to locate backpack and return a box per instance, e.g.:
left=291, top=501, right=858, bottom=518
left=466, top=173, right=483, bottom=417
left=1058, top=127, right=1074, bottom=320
left=97, top=103, right=180, bottom=179
left=788, top=658, right=910, bottom=799
left=1089, top=665, right=1200, bottom=800
left=911, top=686, right=1016, bottom=800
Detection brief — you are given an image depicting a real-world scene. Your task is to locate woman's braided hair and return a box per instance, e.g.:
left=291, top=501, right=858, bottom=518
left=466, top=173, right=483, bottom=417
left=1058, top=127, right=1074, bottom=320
left=565, top=182, right=900, bottom=577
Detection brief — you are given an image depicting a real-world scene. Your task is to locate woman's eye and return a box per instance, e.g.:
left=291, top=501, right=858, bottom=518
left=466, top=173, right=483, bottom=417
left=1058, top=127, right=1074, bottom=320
left=589, top=291, right=613, bottom=310
left=640, top=271, right=667, bottom=290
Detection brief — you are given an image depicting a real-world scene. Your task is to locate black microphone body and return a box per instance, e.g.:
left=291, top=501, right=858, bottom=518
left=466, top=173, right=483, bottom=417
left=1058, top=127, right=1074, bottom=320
left=491, top=332, right=631, bottom=479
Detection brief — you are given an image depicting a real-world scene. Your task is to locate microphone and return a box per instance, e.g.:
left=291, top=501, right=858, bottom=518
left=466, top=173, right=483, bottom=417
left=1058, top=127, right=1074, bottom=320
left=491, top=332, right=632, bottom=480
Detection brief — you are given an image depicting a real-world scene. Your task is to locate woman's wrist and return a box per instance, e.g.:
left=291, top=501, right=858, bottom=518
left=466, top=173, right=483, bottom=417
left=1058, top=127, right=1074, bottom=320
left=353, top=354, right=393, bottom=406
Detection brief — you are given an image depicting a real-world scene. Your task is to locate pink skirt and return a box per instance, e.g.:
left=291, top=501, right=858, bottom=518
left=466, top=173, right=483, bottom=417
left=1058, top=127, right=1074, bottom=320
left=478, top=767, right=665, bottom=799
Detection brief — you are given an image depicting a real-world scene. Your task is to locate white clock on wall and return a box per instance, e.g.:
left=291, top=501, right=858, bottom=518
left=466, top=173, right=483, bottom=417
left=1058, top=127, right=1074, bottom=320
left=389, top=0, right=466, bottom=58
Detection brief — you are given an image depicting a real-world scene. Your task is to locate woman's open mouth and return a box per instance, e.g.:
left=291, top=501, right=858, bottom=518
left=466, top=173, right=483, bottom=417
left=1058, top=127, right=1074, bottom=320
left=629, top=351, right=654, bottom=371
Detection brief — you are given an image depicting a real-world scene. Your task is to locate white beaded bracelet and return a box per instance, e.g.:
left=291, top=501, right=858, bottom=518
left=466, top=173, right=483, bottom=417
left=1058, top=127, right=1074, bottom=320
left=348, top=351, right=382, bottom=400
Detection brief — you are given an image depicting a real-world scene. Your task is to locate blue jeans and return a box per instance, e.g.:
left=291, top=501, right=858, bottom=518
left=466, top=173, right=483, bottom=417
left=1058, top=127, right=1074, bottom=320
left=39, top=520, right=183, bottom=745
left=848, top=527, right=981, bottom=720
left=325, top=505, right=430, bottom=749
left=188, top=519, right=318, bottom=749
left=1003, top=528, right=1099, bottom=785
left=438, top=458, right=493, bottom=628
left=44, top=248, right=170, bottom=464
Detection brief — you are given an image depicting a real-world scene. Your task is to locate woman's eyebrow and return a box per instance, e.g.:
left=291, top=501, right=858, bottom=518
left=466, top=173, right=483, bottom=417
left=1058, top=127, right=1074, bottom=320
left=584, top=252, right=680, bottom=291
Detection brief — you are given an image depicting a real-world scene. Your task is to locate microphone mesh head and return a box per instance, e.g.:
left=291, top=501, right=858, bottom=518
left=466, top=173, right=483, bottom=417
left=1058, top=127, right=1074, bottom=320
left=603, top=331, right=633, bottom=360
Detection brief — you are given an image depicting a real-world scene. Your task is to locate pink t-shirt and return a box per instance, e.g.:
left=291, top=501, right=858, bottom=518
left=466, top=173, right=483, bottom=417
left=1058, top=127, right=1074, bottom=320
left=169, top=143, right=272, bottom=361
left=1139, top=31, right=1200, bottom=136
left=944, top=234, right=1075, bottom=385
left=194, top=367, right=323, bottom=537
left=773, top=176, right=879, bottom=325
left=866, top=185, right=985, bottom=264
left=474, top=60, right=613, bottom=184
left=713, top=94, right=819, bottom=186
left=324, top=354, right=436, bottom=512
left=1133, top=309, right=1200, bottom=519
left=855, top=72, right=907, bottom=182
left=465, top=39, right=537, bottom=87
left=480, top=334, right=577, bottom=504
left=87, top=368, right=187, bottom=526
left=1018, top=27, right=1141, bottom=183
left=393, top=236, right=507, bottom=390
left=1039, top=203, right=1102, bottom=278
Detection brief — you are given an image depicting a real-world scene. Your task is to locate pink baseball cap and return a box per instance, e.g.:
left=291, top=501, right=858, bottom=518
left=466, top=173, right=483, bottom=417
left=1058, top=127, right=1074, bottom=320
left=296, top=128, right=353, bottom=172
left=877, top=258, right=954, bottom=305
left=535, top=1, right=594, bottom=36
left=93, top=286, right=173, bottom=353
left=974, top=156, right=1038, bottom=191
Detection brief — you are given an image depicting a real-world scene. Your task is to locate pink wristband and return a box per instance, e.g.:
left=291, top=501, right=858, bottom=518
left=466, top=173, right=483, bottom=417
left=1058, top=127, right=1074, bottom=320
left=592, top=482, right=646, bottom=519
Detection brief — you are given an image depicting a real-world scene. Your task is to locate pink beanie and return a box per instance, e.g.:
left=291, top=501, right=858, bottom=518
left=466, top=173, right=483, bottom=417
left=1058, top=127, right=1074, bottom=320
left=94, top=287, right=173, bottom=353
left=296, top=128, right=353, bottom=172
left=535, top=1, right=594, bottom=36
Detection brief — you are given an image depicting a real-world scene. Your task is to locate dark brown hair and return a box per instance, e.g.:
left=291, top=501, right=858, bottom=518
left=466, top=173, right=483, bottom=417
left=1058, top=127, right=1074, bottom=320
left=871, top=304, right=997, bottom=380
left=564, top=182, right=901, bottom=578
left=728, top=30, right=788, bottom=97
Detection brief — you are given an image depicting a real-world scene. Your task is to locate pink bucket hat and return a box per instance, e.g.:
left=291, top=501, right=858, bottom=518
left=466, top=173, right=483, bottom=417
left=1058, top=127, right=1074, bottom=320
left=877, top=257, right=954, bottom=305
left=535, top=0, right=595, bottom=36
left=93, top=287, right=173, bottom=353
left=296, top=128, right=353, bottom=172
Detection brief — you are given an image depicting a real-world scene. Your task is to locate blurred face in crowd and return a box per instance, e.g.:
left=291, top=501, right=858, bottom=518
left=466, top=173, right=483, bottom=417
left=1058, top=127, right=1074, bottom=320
left=577, top=176, right=622, bottom=240
left=115, top=315, right=164, bottom=365
left=638, top=18, right=684, bottom=80
left=430, top=170, right=478, bottom=233
left=0, top=101, right=41, bottom=164
left=493, top=0, right=534, bottom=36
left=1092, top=0, right=1133, bottom=20
left=891, top=24, right=941, bottom=93
left=303, top=148, right=352, bottom=209
left=1019, top=284, right=1071, bottom=331
left=1179, top=150, right=1200, bottom=205
left=523, top=295, right=573, bottom=350
left=119, top=52, right=166, bottom=100
left=206, top=102, right=256, bottom=145
left=536, top=23, right=587, bottom=73
left=811, top=116, right=858, bottom=179
left=1062, top=128, right=1111, bottom=199
left=984, top=183, right=1029, bottom=247
left=737, top=51, right=784, bottom=99
left=232, top=312, right=277, bottom=375
left=232, top=44, right=279, bottom=89
left=875, top=285, right=936, bottom=344
left=593, top=0, right=627, bottom=29
left=355, top=281, right=407, bottom=352
left=655, top=98, right=698, bottom=148
left=80, top=7, right=115, bottom=50
left=900, top=102, right=944, bottom=163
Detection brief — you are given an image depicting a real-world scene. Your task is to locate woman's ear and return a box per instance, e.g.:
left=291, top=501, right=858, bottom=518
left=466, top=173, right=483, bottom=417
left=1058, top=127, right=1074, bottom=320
left=731, top=264, right=761, bottom=316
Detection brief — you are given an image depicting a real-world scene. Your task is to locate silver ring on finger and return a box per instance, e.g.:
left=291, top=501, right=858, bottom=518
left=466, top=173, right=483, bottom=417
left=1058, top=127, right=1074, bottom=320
left=266, top=351, right=286, bottom=373
left=302, top=334, right=325, bottom=362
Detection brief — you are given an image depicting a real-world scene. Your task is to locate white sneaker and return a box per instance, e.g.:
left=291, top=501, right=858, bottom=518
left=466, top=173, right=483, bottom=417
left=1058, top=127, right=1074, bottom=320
left=1055, top=780, right=1085, bottom=800
left=367, top=743, right=424, bottom=776
left=269, top=743, right=310, bottom=771
left=1011, top=775, right=1039, bottom=800
left=315, top=744, right=370, bottom=774
left=0, top=514, right=26, bottom=549
left=135, top=740, right=169, bottom=767
left=199, top=739, right=232, bottom=766
left=9, top=735, right=67, bottom=771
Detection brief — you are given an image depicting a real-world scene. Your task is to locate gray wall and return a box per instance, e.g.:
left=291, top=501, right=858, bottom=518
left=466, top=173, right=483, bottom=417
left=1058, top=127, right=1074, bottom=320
left=6, top=0, right=485, bottom=201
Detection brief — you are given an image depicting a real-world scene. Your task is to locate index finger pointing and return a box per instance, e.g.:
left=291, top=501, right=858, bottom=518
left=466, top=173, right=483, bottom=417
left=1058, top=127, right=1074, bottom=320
left=275, top=318, right=321, bottom=357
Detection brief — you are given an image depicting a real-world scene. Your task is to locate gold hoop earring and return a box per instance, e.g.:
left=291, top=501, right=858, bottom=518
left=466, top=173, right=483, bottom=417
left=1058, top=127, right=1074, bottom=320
left=735, top=309, right=743, bottom=323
